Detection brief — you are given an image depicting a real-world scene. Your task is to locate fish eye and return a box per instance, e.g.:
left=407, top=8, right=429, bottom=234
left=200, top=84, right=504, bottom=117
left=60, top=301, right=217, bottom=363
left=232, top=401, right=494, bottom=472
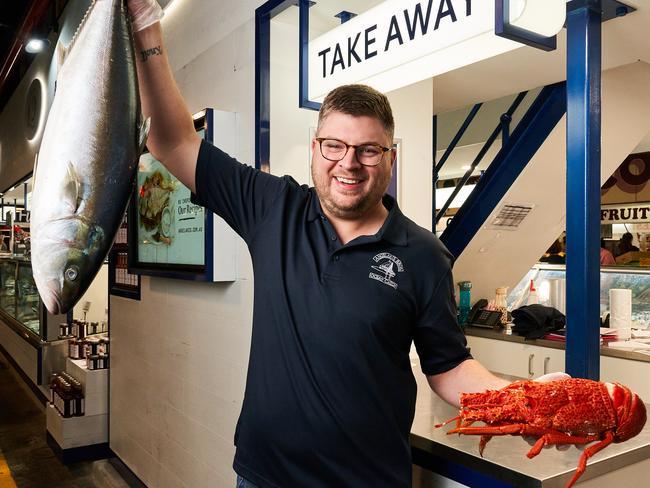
left=65, top=266, right=79, bottom=281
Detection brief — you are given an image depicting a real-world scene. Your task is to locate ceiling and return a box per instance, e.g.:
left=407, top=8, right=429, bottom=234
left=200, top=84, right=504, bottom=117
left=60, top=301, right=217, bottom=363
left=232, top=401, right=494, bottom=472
left=0, top=0, right=66, bottom=114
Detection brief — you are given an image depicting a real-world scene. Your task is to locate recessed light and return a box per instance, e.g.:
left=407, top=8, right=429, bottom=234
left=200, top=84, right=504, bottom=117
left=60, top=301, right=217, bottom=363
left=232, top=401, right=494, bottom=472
left=25, top=38, right=50, bottom=54
left=461, top=165, right=471, bottom=170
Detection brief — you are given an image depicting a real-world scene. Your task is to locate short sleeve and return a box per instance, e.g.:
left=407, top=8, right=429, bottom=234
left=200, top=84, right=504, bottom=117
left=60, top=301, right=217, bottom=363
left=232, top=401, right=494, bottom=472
left=413, top=267, right=472, bottom=376
left=191, top=140, right=287, bottom=242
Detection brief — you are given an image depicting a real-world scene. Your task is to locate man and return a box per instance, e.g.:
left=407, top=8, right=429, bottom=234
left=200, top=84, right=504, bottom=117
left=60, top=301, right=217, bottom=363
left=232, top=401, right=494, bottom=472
left=127, top=2, right=564, bottom=487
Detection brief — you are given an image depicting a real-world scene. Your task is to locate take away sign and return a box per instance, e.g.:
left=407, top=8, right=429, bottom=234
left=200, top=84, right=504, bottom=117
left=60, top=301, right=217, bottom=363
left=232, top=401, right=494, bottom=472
left=309, top=0, right=525, bottom=101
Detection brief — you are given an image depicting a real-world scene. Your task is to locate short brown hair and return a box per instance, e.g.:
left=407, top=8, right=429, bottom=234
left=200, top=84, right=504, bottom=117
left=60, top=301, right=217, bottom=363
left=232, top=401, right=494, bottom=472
left=317, top=84, right=395, bottom=141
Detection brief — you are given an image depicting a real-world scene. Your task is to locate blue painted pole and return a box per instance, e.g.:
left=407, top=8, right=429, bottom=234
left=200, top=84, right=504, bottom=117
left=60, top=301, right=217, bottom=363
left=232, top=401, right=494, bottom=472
left=432, top=115, right=437, bottom=233
left=565, top=0, right=602, bottom=380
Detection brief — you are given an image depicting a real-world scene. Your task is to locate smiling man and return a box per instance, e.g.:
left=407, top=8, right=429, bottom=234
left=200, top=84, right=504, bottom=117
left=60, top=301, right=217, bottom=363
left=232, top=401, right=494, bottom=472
left=128, top=1, right=513, bottom=487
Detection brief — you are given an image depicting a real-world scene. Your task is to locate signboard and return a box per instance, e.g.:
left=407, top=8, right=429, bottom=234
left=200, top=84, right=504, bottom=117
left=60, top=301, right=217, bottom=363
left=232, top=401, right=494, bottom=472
left=309, top=0, right=520, bottom=101
left=128, top=110, right=216, bottom=280
left=135, top=144, right=206, bottom=266
left=601, top=203, right=650, bottom=224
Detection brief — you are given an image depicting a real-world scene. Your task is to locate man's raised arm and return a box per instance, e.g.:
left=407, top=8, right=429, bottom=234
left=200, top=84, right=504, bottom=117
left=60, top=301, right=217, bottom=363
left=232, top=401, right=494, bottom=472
left=128, top=0, right=201, bottom=193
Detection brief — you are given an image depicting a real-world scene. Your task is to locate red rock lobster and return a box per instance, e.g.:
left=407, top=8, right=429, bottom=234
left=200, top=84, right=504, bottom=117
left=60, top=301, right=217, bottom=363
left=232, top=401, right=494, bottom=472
left=436, top=378, right=647, bottom=488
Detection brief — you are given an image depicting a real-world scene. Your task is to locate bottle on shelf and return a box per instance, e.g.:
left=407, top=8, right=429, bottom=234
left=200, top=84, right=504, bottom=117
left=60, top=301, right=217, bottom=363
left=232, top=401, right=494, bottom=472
left=495, top=286, right=509, bottom=327
left=527, top=280, right=538, bottom=305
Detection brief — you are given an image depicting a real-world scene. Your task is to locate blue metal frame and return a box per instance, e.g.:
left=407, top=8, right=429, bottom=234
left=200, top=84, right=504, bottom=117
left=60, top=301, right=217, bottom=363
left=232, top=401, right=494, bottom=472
left=565, top=0, right=602, bottom=380
left=441, top=83, right=567, bottom=257
left=299, top=0, right=322, bottom=111
left=411, top=440, right=519, bottom=488
left=255, top=0, right=295, bottom=172
left=436, top=92, right=527, bottom=225
left=335, top=11, right=356, bottom=23
left=495, top=0, right=557, bottom=51
left=432, top=115, right=437, bottom=232
left=435, top=104, right=483, bottom=175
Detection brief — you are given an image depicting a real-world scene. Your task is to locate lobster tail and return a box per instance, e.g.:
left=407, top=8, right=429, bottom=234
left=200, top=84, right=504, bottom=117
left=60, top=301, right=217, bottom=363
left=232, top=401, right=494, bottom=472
left=610, top=383, right=647, bottom=442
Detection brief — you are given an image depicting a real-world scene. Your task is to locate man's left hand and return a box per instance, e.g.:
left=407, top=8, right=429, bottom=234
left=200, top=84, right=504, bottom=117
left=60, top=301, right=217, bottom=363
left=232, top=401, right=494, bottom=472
left=533, top=371, right=571, bottom=383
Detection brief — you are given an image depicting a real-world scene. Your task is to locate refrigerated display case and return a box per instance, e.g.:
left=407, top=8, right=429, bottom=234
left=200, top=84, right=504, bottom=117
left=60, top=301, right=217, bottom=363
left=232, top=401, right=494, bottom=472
left=0, top=257, right=42, bottom=337
left=508, top=264, right=650, bottom=322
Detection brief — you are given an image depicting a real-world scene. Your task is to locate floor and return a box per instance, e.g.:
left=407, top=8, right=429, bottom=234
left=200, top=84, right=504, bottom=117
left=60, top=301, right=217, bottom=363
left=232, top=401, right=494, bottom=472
left=0, top=352, right=129, bottom=488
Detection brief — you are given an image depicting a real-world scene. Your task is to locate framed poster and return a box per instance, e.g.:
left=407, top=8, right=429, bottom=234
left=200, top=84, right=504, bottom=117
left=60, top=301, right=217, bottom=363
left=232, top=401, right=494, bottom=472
left=128, top=109, right=216, bottom=281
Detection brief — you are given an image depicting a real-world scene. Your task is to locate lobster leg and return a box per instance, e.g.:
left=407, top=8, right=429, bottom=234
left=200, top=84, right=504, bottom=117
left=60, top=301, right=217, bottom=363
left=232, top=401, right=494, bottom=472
left=478, top=435, right=493, bottom=456
left=566, top=431, right=614, bottom=488
left=447, top=423, right=525, bottom=436
left=527, top=431, right=599, bottom=458
left=434, top=416, right=460, bottom=429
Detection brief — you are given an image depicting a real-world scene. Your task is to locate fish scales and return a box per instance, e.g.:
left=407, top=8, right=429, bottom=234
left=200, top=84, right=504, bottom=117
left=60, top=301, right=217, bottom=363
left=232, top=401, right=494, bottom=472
left=31, top=0, right=146, bottom=314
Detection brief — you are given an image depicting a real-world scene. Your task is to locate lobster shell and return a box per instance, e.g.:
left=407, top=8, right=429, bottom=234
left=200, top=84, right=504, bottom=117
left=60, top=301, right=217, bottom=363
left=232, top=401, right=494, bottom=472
left=436, top=378, right=646, bottom=488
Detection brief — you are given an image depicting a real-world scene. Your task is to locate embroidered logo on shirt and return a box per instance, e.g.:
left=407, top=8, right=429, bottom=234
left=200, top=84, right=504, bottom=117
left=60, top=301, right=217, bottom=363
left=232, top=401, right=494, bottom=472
left=369, top=252, right=404, bottom=289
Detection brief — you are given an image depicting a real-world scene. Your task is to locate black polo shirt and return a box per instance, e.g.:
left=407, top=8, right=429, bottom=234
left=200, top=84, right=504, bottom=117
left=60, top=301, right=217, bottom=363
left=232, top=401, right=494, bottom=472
left=192, top=141, right=471, bottom=488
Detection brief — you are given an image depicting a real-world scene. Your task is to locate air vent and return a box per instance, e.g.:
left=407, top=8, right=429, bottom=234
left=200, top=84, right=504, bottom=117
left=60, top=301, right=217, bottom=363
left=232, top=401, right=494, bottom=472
left=488, top=204, right=534, bottom=230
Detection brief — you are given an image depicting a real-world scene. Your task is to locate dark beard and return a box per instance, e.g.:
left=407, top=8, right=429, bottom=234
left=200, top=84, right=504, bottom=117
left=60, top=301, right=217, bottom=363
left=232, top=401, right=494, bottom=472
left=313, top=171, right=391, bottom=220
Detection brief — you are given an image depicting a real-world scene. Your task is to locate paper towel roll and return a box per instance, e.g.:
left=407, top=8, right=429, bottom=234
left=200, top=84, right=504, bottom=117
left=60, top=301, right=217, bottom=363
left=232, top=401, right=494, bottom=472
left=609, top=288, right=632, bottom=341
left=549, top=279, right=566, bottom=315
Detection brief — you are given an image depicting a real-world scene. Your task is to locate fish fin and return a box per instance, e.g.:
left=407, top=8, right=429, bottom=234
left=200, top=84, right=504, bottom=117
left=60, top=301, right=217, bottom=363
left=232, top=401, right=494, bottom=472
left=65, top=0, right=97, bottom=60
left=63, top=162, right=82, bottom=213
left=138, top=117, right=151, bottom=154
left=56, top=40, right=69, bottom=68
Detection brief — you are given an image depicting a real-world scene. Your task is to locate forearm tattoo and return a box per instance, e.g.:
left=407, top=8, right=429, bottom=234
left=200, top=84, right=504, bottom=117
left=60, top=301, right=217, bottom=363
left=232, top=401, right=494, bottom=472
left=141, top=46, right=162, bottom=62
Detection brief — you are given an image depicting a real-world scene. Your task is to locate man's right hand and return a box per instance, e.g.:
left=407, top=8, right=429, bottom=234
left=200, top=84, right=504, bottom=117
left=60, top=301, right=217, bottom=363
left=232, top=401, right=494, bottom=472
left=127, top=0, right=164, bottom=33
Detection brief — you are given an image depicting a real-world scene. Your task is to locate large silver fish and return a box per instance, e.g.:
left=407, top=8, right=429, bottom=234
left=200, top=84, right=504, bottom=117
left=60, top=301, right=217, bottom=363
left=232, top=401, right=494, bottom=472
left=31, top=0, right=148, bottom=314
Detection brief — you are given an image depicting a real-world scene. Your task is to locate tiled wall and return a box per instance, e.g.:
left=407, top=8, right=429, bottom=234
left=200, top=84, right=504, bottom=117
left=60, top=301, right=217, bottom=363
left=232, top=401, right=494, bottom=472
left=110, top=273, right=253, bottom=487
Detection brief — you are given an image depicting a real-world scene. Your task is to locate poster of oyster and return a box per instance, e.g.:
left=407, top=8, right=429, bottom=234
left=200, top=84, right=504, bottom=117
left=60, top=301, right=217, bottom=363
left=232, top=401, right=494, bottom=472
left=136, top=151, right=205, bottom=266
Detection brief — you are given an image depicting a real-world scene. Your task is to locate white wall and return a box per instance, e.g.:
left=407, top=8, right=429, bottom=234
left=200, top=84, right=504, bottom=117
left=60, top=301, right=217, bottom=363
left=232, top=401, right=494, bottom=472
left=270, top=15, right=319, bottom=184
left=109, top=1, right=260, bottom=487
left=386, top=80, right=433, bottom=229
left=72, top=263, right=108, bottom=325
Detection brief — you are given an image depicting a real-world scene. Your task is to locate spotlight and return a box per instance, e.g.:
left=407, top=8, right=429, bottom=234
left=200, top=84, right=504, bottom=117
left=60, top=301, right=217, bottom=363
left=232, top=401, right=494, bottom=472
left=25, top=38, right=50, bottom=54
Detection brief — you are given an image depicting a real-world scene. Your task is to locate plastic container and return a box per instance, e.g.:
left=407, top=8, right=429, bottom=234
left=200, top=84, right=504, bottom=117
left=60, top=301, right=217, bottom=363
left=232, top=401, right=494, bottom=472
left=457, top=281, right=472, bottom=327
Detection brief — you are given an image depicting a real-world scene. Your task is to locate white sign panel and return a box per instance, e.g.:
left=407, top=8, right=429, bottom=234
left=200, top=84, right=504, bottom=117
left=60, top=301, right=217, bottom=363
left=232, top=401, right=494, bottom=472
left=309, top=0, right=522, bottom=101
left=601, top=203, right=650, bottom=224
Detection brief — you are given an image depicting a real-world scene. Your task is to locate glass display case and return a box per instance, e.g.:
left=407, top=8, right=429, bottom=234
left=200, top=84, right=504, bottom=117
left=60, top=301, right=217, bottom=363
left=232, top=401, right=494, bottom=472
left=509, top=264, right=650, bottom=325
left=0, top=257, right=42, bottom=337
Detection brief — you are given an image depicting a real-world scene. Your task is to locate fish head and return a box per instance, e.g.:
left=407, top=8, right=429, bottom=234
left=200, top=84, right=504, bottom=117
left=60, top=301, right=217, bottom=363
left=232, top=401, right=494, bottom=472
left=32, top=217, right=105, bottom=315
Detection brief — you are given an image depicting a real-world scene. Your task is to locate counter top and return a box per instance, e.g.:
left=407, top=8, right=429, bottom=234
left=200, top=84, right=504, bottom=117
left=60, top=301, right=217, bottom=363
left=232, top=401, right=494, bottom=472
left=464, top=325, right=650, bottom=363
left=410, top=361, right=650, bottom=487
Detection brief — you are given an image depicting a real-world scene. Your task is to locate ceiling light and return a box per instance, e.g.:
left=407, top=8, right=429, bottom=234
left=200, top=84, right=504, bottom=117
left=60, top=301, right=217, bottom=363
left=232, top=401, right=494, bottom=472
left=461, top=165, right=472, bottom=171
left=25, top=38, right=50, bottom=54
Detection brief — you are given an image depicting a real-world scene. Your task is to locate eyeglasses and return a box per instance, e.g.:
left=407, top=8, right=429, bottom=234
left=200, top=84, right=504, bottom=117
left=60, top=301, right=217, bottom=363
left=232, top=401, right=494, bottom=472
left=315, top=138, right=391, bottom=167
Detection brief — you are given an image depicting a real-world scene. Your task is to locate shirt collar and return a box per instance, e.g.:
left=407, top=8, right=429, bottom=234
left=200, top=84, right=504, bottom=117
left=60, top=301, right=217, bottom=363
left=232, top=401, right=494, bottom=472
left=307, top=190, right=408, bottom=246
